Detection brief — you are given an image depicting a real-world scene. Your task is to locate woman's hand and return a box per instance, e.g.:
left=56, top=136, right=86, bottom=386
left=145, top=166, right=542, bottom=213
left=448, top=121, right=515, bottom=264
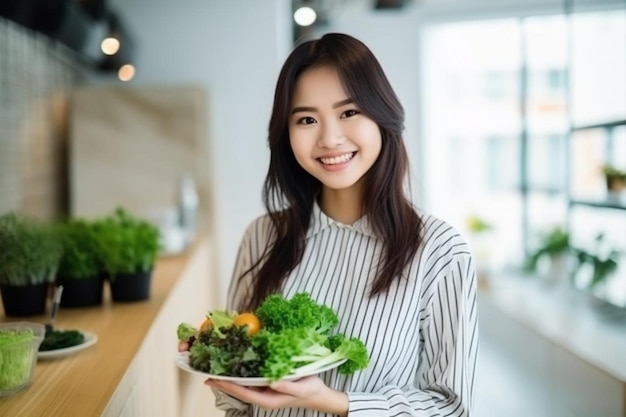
left=205, top=376, right=348, bottom=416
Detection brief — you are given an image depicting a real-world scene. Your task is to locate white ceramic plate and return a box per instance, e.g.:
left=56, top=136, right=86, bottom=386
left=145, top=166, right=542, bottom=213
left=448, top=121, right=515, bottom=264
left=38, top=331, right=98, bottom=360
left=175, top=352, right=346, bottom=387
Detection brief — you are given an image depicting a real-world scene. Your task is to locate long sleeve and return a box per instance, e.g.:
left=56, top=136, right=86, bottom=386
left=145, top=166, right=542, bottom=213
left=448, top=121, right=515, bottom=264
left=347, top=250, right=479, bottom=416
left=213, top=394, right=251, bottom=417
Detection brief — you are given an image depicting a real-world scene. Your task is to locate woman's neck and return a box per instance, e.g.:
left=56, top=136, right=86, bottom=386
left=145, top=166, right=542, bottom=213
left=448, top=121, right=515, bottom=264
left=319, top=185, right=364, bottom=225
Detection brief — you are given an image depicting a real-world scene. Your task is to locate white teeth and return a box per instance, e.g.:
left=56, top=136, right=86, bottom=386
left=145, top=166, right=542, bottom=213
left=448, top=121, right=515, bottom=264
left=320, top=152, right=355, bottom=165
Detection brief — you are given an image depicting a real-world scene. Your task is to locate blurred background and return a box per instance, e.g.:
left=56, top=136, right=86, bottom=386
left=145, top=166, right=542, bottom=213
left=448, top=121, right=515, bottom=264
left=1, top=0, right=625, bottom=416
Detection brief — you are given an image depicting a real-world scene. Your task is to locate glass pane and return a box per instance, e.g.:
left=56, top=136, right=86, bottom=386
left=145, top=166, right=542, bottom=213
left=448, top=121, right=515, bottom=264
left=524, top=15, right=568, bottom=134
left=528, top=134, right=567, bottom=191
left=569, top=129, right=607, bottom=200
left=523, top=15, right=569, bottom=197
left=612, top=126, right=626, bottom=168
left=527, top=192, right=568, bottom=235
left=422, top=19, right=523, bottom=272
left=571, top=10, right=626, bottom=126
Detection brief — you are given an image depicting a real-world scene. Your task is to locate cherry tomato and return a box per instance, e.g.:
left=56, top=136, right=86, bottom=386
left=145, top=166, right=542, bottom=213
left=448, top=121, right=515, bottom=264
left=233, top=312, right=261, bottom=336
left=199, top=317, right=213, bottom=333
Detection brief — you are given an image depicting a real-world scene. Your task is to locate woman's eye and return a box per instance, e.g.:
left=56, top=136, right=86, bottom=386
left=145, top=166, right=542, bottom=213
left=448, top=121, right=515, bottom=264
left=298, top=116, right=317, bottom=125
left=341, top=109, right=359, bottom=118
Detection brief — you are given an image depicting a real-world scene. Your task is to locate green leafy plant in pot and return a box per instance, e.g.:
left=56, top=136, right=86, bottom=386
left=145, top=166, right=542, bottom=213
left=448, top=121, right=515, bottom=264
left=572, top=233, right=621, bottom=291
left=94, top=208, right=160, bottom=302
left=55, top=218, right=104, bottom=308
left=0, top=212, right=62, bottom=316
left=525, top=226, right=571, bottom=285
left=601, top=164, right=626, bottom=194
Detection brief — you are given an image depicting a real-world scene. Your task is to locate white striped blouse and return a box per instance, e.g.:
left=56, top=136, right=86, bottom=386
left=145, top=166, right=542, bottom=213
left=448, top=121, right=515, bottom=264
left=214, top=202, right=479, bottom=417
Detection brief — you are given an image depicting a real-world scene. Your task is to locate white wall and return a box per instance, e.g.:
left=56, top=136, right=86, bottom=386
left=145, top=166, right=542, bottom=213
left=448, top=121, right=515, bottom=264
left=105, top=0, right=292, bottom=300
left=97, top=0, right=624, bottom=303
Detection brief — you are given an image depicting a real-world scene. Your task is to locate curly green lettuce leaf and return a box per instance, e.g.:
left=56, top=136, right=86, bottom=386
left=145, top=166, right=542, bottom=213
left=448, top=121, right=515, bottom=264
left=255, top=292, right=339, bottom=334
left=177, top=323, right=197, bottom=341
left=190, top=325, right=264, bottom=377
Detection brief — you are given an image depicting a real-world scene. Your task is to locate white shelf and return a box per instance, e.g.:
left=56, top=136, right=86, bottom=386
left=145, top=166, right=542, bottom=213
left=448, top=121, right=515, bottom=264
left=479, top=274, right=626, bottom=383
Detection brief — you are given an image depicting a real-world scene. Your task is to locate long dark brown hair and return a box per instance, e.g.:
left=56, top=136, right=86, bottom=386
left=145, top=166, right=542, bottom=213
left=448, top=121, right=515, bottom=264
left=242, top=33, right=423, bottom=310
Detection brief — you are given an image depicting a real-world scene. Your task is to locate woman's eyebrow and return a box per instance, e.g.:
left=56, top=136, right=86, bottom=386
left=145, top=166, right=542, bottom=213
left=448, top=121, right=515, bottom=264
left=332, top=98, right=354, bottom=108
left=291, top=106, right=316, bottom=115
left=291, top=98, right=354, bottom=115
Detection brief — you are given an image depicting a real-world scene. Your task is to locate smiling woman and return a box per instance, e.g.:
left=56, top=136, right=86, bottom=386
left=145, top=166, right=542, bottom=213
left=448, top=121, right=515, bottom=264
left=207, top=33, right=478, bottom=417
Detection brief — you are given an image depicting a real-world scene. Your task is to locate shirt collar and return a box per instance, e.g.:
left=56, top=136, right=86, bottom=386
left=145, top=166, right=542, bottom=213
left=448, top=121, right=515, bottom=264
left=306, top=200, right=376, bottom=239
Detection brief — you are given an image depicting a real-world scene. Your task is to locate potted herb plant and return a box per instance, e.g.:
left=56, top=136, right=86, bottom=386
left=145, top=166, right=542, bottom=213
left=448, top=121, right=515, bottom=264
left=525, top=226, right=571, bottom=285
left=601, top=164, right=626, bottom=194
left=94, top=208, right=160, bottom=302
left=55, top=218, right=105, bottom=307
left=0, top=212, right=62, bottom=316
left=572, top=233, right=621, bottom=290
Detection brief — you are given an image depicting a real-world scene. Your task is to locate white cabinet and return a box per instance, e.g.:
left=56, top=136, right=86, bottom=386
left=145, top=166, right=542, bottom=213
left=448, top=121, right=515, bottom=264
left=102, top=238, right=222, bottom=417
left=477, top=278, right=626, bottom=417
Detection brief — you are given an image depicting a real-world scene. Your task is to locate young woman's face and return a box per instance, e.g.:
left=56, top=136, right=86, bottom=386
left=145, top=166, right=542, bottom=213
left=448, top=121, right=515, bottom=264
left=288, top=65, right=382, bottom=193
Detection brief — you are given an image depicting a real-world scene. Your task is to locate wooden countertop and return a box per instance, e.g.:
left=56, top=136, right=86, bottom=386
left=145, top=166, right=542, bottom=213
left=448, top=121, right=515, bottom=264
left=0, top=241, right=204, bottom=416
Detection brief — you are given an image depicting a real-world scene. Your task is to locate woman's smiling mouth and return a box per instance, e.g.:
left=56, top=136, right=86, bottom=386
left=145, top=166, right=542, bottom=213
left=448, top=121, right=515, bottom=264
left=318, top=152, right=356, bottom=165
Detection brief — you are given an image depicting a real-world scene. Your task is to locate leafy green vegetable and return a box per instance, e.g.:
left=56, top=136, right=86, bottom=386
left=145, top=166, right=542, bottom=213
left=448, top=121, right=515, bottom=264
left=255, top=292, right=339, bottom=334
left=253, top=327, right=331, bottom=380
left=177, top=323, right=197, bottom=341
left=297, top=333, right=369, bottom=375
left=253, top=327, right=369, bottom=381
left=39, top=329, right=85, bottom=351
left=180, top=292, right=369, bottom=381
left=190, top=326, right=265, bottom=377
left=0, top=328, right=38, bottom=391
left=208, top=310, right=236, bottom=333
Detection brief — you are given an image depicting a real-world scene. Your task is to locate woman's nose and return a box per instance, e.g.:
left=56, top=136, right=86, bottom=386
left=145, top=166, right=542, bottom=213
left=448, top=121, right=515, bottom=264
left=317, top=120, right=345, bottom=148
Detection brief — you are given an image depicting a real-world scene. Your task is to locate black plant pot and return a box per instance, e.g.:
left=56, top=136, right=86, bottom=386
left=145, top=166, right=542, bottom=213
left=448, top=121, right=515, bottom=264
left=56, top=275, right=105, bottom=308
left=109, top=269, right=152, bottom=302
left=0, top=282, right=49, bottom=317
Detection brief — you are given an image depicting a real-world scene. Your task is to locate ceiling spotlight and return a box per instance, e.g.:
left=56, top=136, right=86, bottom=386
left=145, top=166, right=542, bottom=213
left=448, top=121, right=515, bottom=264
left=101, top=37, right=120, bottom=55
left=118, top=64, right=135, bottom=82
left=98, top=11, right=136, bottom=77
left=293, top=6, right=317, bottom=27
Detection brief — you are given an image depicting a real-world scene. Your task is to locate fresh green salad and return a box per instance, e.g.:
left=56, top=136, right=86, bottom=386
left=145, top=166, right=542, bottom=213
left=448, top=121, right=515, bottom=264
left=39, top=329, right=85, bottom=352
left=177, top=292, right=369, bottom=381
left=0, top=328, right=39, bottom=391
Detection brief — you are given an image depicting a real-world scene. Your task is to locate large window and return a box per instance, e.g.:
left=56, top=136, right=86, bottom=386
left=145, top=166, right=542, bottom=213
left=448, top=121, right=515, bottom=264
left=421, top=8, right=626, bottom=307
